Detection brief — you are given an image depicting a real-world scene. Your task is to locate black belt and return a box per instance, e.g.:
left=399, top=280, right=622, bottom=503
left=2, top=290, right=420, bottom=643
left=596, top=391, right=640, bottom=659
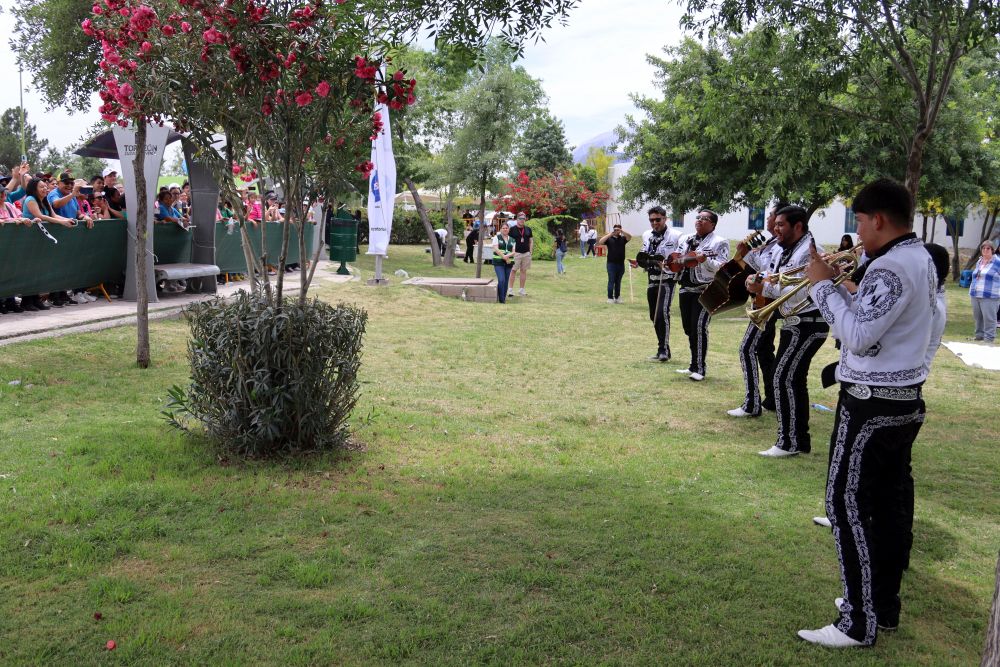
left=780, top=314, right=825, bottom=325
left=842, top=382, right=922, bottom=402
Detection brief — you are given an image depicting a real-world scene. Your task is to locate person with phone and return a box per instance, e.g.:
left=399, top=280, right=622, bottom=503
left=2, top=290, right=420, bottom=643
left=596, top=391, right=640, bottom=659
left=597, top=223, right=632, bottom=303
left=47, top=173, right=94, bottom=228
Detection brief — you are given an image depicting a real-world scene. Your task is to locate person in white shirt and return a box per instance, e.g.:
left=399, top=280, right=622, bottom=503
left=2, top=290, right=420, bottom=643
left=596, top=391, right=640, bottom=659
left=728, top=203, right=784, bottom=418
left=748, top=206, right=830, bottom=457
left=798, top=178, right=936, bottom=649
left=674, top=210, right=729, bottom=381
left=577, top=222, right=589, bottom=257
left=629, top=206, right=681, bottom=360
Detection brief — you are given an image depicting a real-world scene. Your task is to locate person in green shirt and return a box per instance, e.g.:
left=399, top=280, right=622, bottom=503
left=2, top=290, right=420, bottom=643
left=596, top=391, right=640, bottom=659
left=492, top=221, right=515, bottom=303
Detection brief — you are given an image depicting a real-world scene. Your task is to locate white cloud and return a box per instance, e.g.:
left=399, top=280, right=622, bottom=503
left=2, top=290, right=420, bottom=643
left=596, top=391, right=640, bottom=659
left=0, top=3, right=102, bottom=157
left=0, top=0, right=684, bottom=162
left=517, top=0, right=686, bottom=146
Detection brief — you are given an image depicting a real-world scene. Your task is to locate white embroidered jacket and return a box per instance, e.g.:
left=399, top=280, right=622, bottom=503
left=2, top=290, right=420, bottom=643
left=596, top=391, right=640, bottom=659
left=809, top=236, right=937, bottom=386
left=760, top=232, right=818, bottom=317
left=642, top=228, right=682, bottom=281
left=676, top=230, right=730, bottom=285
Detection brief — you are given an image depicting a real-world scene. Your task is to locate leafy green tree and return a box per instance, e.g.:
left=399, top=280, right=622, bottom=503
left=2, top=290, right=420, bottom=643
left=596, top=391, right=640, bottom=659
left=517, top=111, right=572, bottom=175
left=617, top=38, right=773, bottom=215
left=440, top=42, right=544, bottom=276
left=619, top=29, right=999, bottom=222
left=392, top=45, right=472, bottom=267
left=0, top=108, right=49, bottom=172
left=682, top=0, right=1000, bottom=206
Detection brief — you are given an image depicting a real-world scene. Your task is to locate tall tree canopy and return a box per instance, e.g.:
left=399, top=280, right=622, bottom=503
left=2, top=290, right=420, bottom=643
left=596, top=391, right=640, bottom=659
left=517, top=110, right=572, bottom=175
left=618, top=29, right=999, bottom=219
left=681, top=0, right=1000, bottom=205
left=0, top=109, right=50, bottom=171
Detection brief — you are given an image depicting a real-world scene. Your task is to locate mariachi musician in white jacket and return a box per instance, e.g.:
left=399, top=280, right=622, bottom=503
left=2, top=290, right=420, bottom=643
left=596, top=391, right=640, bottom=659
left=746, top=205, right=830, bottom=458
left=674, top=210, right=729, bottom=381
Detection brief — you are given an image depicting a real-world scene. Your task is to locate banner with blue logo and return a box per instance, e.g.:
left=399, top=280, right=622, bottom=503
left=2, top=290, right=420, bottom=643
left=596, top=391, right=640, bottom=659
left=367, top=99, right=395, bottom=256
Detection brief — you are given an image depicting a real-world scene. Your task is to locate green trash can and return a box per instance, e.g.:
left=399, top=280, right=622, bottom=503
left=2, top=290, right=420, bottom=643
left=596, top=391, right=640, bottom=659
left=329, top=218, right=358, bottom=275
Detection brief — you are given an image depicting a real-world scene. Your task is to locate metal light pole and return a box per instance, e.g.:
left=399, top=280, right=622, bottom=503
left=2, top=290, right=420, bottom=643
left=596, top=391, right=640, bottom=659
left=19, top=65, right=26, bottom=159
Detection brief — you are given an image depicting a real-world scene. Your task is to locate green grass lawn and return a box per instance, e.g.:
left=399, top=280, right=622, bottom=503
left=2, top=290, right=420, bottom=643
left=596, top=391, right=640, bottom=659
left=1, top=245, right=997, bottom=665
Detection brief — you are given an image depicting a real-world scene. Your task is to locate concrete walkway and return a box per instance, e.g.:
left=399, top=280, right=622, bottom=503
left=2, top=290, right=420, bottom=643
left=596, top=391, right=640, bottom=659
left=0, top=261, right=355, bottom=347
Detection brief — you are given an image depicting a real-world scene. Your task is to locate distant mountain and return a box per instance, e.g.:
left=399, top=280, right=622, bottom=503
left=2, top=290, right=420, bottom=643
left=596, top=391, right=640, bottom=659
left=571, top=131, right=627, bottom=165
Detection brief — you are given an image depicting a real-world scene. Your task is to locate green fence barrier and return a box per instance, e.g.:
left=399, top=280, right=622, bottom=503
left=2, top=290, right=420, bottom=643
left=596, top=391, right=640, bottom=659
left=0, top=220, right=316, bottom=298
left=152, top=222, right=193, bottom=265
left=0, top=220, right=127, bottom=298
left=214, top=221, right=315, bottom=273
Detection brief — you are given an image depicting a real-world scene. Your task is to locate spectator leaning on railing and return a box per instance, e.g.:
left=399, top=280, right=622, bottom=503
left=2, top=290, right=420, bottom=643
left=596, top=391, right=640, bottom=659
left=47, top=172, right=95, bottom=229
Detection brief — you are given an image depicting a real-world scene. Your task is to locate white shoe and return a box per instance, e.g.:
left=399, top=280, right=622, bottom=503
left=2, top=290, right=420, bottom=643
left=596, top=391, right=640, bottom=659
left=614, top=297, right=623, bottom=303
left=727, top=407, right=756, bottom=418
left=607, top=298, right=615, bottom=304
left=689, top=372, right=705, bottom=381
left=507, top=290, right=514, bottom=297
left=675, top=368, right=691, bottom=375
left=835, top=597, right=846, bottom=612
left=71, top=293, right=89, bottom=304
left=813, top=516, right=832, bottom=528
left=797, top=624, right=864, bottom=647
left=84, top=292, right=98, bottom=302
left=758, top=446, right=798, bottom=458
left=518, top=288, right=526, bottom=296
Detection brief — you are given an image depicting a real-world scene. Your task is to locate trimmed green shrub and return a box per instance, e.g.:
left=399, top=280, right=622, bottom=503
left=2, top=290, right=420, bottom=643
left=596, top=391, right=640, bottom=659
left=164, top=292, right=368, bottom=457
left=524, top=219, right=556, bottom=261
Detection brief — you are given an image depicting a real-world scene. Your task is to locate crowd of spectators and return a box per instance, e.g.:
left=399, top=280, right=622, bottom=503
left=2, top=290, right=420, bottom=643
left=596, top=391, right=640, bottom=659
left=1, top=164, right=318, bottom=316
left=1, top=162, right=127, bottom=313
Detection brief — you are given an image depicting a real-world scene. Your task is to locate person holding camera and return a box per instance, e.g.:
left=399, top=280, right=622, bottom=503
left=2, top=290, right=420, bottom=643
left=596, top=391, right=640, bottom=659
left=47, top=173, right=94, bottom=228
left=598, top=223, right=632, bottom=303
left=492, top=221, right=516, bottom=303
left=508, top=212, right=533, bottom=297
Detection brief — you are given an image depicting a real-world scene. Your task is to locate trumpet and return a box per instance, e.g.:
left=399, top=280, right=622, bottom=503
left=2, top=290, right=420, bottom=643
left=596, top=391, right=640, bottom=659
left=746, top=243, right=862, bottom=330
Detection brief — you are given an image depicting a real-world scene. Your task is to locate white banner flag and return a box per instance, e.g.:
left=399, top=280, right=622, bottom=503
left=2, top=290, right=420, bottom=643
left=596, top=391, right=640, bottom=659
left=366, top=100, right=396, bottom=256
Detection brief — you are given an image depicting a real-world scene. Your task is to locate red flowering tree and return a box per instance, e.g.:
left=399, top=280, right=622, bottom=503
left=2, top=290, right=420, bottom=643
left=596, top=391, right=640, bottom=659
left=85, top=1, right=416, bottom=313
left=493, top=170, right=609, bottom=219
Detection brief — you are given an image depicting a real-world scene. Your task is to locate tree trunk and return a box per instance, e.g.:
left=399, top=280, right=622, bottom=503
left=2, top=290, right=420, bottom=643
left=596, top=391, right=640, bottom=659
left=275, top=153, right=293, bottom=307
left=921, top=213, right=928, bottom=242
left=904, top=129, right=931, bottom=218
left=224, top=136, right=262, bottom=293
left=951, top=225, right=961, bottom=282
left=404, top=177, right=440, bottom=266
left=301, top=197, right=329, bottom=300
left=964, top=208, right=999, bottom=271
left=931, top=215, right=938, bottom=241
left=297, top=195, right=310, bottom=307
left=443, top=184, right=456, bottom=267
left=475, top=171, right=488, bottom=279
left=134, top=122, right=150, bottom=369
left=983, top=551, right=1000, bottom=667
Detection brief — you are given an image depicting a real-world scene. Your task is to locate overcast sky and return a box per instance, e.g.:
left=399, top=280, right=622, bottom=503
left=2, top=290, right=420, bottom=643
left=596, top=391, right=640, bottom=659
left=0, top=0, right=687, bottom=158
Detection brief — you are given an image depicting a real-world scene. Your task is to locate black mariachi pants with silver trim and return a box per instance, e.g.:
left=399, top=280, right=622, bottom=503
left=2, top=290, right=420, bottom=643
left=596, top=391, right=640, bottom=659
left=772, top=317, right=829, bottom=452
left=678, top=288, right=710, bottom=375
left=825, top=387, right=924, bottom=645
left=737, top=316, right=777, bottom=414
left=646, top=279, right=675, bottom=356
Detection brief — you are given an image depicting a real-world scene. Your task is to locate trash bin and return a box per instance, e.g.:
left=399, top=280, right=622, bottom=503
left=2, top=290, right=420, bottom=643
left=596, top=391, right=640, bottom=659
left=329, top=218, right=358, bottom=275
left=960, top=269, right=972, bottom=288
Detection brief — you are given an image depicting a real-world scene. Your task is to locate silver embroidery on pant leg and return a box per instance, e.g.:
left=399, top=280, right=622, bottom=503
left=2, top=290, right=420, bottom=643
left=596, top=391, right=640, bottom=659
left=739, top=322, right=760, bottom=412
left=696, top=306, right=710, bottom=375
left=773, top=326, right=801, bottom=449
left=827, top=403, right=852, bottom=618
left=837, top=409, right=925, bottom=644
left=785, top=331, right=828, bottom=452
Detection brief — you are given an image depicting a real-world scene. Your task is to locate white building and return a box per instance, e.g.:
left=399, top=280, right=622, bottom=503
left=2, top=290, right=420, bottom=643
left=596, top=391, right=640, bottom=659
left=606, top=160, right=993, bottom=251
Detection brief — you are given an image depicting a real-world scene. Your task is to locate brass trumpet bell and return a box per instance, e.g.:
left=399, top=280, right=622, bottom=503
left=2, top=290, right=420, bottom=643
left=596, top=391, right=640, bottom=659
left=745, top=243, right=862, bottom=330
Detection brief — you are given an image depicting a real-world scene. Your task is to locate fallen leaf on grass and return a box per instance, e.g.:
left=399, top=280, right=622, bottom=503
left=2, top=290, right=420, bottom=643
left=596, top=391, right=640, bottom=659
left=94, top=612, right=103, bottom=621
